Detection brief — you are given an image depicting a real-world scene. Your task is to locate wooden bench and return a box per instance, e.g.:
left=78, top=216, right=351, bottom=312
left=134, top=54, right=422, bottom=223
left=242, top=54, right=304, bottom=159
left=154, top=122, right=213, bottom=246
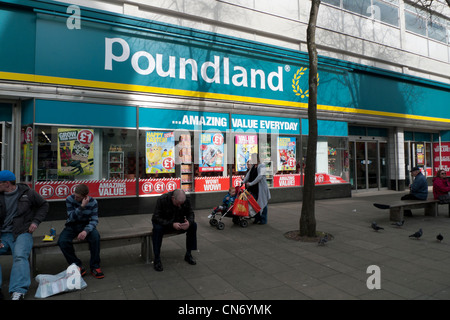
left=387, top=199, right=439, bottom=221
left=31, top=227, right=153, bottom=276
left=30, top=227, right=182, bottom=275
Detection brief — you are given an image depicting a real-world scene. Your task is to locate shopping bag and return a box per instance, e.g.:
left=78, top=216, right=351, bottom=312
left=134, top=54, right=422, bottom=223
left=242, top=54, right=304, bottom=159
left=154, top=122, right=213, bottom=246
left=232, top=196, right=249, bottom=217
left=245, top=190, right=261, bottom=213
left=35, top=263, right=87, bottom=298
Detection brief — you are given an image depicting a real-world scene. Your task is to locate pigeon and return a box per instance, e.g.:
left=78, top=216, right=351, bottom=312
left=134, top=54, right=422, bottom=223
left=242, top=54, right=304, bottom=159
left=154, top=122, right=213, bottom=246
left=391, top=220, right=405, bottom=227
left=436, top=233, right=443, bottom=242
left=318, top=234, right=329, bottom=246
left=409, top=228, right=423, bottom=239
left=371, top=222, right=384, bottom=231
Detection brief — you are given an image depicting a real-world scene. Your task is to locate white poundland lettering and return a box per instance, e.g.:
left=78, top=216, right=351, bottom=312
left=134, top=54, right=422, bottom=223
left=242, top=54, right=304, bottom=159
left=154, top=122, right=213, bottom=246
left=105, top=37, right=284, bottom=92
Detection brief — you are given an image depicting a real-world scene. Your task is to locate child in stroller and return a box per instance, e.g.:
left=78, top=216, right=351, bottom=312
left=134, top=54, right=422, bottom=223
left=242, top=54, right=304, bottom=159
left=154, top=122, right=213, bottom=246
left=209, top=187, right=236, bottom=216
left=209, top=186, right=258, bottom=229
left=209, top=186, right=239, bottom=230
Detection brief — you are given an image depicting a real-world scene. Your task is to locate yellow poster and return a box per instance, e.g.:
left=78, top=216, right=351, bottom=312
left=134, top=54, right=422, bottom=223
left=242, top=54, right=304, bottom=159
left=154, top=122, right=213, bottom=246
left=57, top=128, right=94, bottom=176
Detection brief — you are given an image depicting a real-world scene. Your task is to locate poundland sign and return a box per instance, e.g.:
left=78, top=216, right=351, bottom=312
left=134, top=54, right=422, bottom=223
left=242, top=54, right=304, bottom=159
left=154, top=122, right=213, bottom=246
left=32, top=17, right=310, bottom=106
left=105, top=38, right=284, bottom=92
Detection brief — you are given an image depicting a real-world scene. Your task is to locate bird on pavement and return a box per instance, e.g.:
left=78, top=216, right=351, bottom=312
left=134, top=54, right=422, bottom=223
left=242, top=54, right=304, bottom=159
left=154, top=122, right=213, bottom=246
left=318, top=234, right=329, bottom=246
left=371, top=222, right=384, bottom=231
left=409, top=228, right=423, bottom=239
left=391, top=220, right=405, bottom=227
left=436, top=233, right=443, bottom=242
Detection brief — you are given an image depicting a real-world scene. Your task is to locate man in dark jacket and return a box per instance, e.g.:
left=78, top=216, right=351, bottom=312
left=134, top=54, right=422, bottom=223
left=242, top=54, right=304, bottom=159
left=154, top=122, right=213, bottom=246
left=151, top=189, right=197, bottom=271
left=402, top=167, right=428, bottom=200
left=0, top=170, right=49, bottom=300
left=401, top=167, right=428, bottom=216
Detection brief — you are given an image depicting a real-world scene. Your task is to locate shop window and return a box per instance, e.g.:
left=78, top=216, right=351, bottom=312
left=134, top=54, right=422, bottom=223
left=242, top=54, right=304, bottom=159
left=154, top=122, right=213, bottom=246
left=33, top=126, right=139, bottom=200
left=302, top=136, right=349, bottom=185
left=35, top=126, right=96, bottom=182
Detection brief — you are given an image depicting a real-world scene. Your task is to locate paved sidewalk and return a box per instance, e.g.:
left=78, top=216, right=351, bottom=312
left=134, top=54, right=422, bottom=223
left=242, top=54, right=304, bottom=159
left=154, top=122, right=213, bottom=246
left=2, top=190, right=450, bottom=300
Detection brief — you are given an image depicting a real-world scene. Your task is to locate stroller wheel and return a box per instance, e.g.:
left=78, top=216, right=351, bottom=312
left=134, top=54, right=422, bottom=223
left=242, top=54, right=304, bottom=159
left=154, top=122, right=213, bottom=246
left=239, top=219, right=248, bottom=228
left=217, top=222, right=225, bottom=230
left=209, top=219, right=218, bottom=227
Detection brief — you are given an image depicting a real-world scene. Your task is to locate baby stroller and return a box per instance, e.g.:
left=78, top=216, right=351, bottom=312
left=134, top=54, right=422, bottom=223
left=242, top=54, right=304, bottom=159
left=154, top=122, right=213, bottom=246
left=208, top=185, right=260, bottom=230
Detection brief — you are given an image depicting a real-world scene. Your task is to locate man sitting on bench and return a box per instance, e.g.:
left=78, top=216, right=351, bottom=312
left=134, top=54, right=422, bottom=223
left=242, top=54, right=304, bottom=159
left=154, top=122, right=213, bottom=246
left=375, top=167, right=428, bottom=216
left=151, top=189, right=197, bottom=272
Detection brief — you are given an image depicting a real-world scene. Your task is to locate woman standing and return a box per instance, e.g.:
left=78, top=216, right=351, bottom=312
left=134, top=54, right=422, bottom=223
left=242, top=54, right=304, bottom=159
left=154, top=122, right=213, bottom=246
left=243, top=153, right=271, bottom=224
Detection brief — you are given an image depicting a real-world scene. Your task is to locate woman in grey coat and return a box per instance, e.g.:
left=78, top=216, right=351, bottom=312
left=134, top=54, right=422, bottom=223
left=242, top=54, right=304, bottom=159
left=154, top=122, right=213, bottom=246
left=243, top=154, right=271, bottom=224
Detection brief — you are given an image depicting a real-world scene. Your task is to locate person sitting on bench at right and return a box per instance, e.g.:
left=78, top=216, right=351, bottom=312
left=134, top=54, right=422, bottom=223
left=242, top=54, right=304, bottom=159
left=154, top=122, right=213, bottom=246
left=374, top=167, right=428, bottom=216
left=400, top=167, right=428, bottom=216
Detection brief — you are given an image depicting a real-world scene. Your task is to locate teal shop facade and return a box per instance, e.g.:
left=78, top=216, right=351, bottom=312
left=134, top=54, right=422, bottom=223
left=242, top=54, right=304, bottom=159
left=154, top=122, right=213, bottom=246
left=0, top=0, right=449, bottom=217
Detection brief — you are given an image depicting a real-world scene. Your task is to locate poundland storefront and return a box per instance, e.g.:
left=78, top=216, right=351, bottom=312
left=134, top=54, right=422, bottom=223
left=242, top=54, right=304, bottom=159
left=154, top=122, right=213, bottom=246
left=0, top=1, right=449, bottom=218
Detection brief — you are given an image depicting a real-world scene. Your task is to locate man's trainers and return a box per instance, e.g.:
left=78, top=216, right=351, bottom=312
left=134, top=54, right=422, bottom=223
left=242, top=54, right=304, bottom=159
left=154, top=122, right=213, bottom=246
left=91, top=268, right=104, bottom=279
left=11, top=292, right=25, bottom=300
left=79, top=267, right=87, bottom=277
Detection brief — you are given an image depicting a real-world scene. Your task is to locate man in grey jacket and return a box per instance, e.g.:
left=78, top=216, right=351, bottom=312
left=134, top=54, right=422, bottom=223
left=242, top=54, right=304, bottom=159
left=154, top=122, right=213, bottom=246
left=0, top=170, right=49, bottom=300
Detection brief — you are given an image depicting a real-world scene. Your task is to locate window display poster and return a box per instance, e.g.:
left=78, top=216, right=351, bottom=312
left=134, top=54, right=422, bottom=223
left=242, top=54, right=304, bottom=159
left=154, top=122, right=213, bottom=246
left=57, top=128, right=94, bottom=176
left=199, top=133, right=224, bottom=172
left=145, top=131, right=175, bottom=174
left=235, top=135, right=258, bottom=172
left=416, top=143, right=424, bottom=165
left=277, top=137, right=296, bottom=171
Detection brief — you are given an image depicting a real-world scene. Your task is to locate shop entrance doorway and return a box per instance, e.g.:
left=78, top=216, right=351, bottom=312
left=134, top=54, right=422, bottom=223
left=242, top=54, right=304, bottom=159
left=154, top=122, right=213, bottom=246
left=349, top=139, right=388, bottom=191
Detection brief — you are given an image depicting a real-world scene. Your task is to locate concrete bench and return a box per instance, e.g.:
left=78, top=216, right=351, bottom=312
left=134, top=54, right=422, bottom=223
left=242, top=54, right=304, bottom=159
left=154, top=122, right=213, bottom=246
left=387, top=200, right=439, bottom=221
left=31, top=227, right=156, bottom=275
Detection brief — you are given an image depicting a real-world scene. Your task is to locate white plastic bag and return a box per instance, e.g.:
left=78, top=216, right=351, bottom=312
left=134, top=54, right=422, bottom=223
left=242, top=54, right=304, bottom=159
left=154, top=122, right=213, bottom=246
left=35, top=263, right=87, bottom=298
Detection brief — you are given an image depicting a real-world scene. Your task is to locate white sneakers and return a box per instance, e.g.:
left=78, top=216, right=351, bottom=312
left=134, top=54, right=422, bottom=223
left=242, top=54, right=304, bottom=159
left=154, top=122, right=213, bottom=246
left=11, top=292, right=25, bottom=300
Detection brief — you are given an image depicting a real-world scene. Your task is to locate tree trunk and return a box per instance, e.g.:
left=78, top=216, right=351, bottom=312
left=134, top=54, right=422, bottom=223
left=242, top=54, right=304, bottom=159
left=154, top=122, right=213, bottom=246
left=300, top=0, right=320, bottom=237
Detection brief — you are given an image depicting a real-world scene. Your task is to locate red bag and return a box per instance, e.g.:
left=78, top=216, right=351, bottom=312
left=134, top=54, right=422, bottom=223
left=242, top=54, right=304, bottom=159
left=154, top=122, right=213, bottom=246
left=232, top=197, right=249, bottom=217
left=245, top=190, right=261, bottom=213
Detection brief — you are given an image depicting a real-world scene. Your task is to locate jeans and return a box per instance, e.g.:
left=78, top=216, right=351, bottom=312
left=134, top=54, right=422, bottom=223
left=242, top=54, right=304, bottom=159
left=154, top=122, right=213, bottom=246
left=0, top=232, right=33, bottom=294
left=57, top=224, right=101, bottom=270
left=260, top=206, right=268, bottom=224
left=152, top=222, right=197, bottom=261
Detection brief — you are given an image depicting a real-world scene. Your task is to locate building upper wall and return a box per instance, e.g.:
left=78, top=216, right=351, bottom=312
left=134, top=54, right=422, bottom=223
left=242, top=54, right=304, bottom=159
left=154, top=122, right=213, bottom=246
left=55, top=0, right=450, bottom=85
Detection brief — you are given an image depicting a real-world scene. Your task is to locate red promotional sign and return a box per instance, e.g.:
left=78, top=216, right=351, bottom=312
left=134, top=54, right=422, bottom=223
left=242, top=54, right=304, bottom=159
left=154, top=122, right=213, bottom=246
left=35, top=179, right=137, bottom=200
left=273, top=174, right=301, bottom=187
left=35, top=178, right=181, bottom=199
left=194, top=176, right=230, bottom=192
left=139, top=178, right=180, bottom=195
left=433, top=142, right=450, bottom=175
left=314, top=173, right=347, bottom=185
left=273, top=173, right=347, bottom=187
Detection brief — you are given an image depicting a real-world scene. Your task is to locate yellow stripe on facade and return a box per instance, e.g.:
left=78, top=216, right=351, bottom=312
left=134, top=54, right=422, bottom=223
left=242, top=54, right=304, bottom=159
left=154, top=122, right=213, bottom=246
left=2, top=71, right=450, bottom=124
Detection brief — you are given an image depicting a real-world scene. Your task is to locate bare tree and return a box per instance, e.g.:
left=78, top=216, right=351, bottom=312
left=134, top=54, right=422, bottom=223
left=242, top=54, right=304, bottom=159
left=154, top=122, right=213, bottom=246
left=414, top=0, right=450, bottom=9
left=300, top=0, right=320, bottom=238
